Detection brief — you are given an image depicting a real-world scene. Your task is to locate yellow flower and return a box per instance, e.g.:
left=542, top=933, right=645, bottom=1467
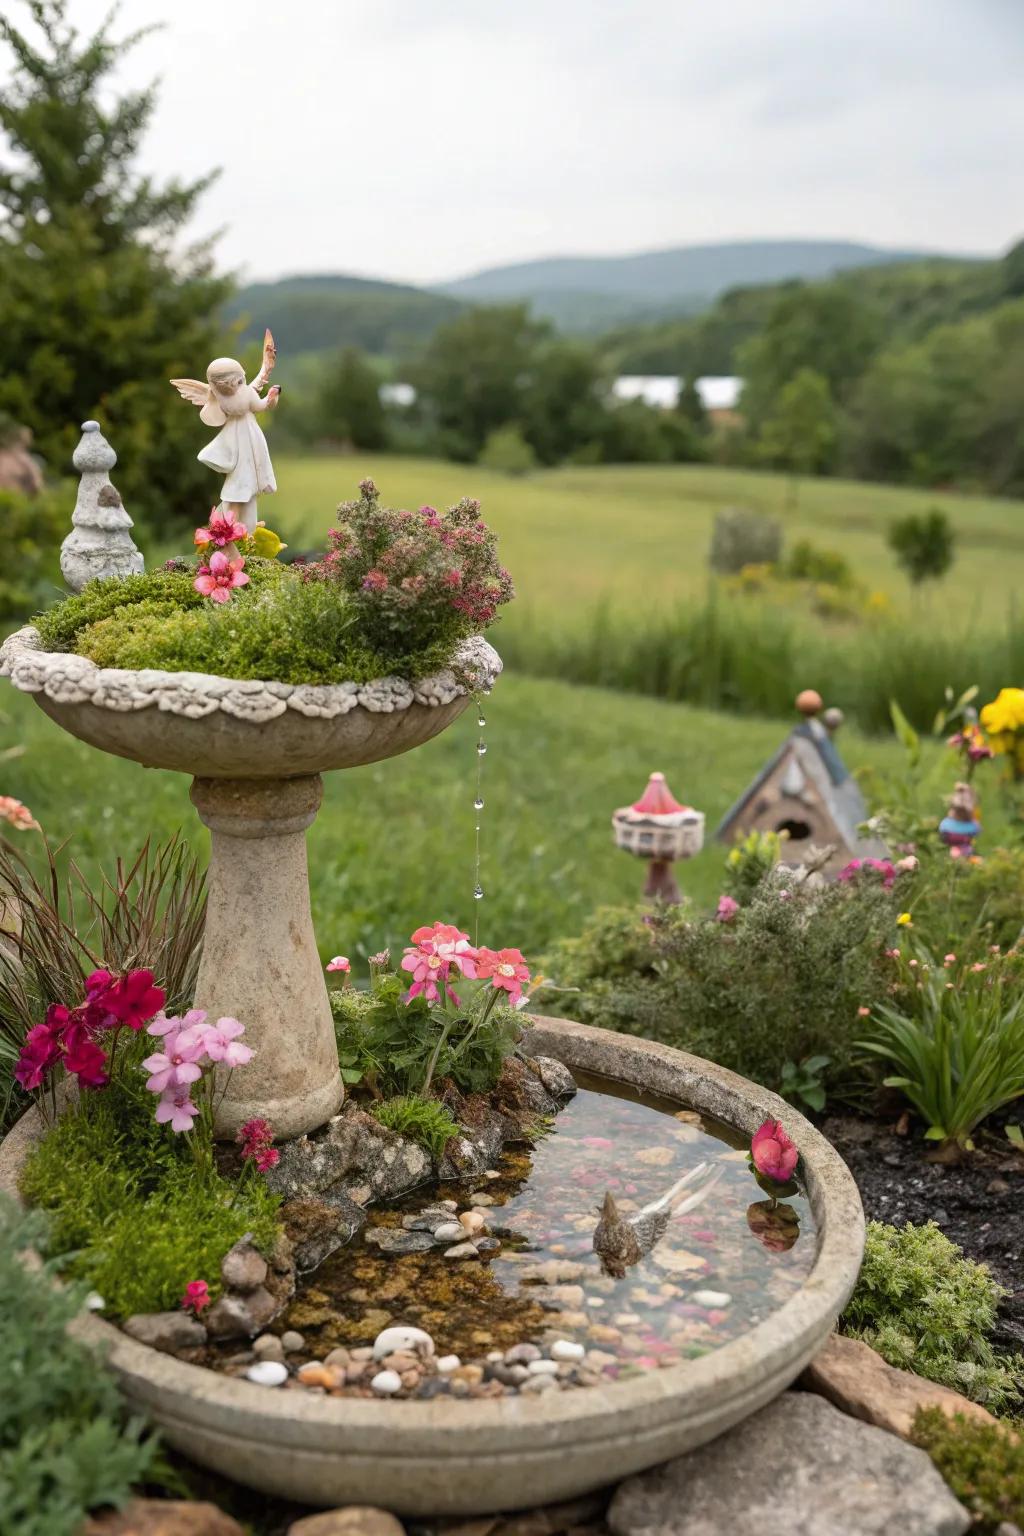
left=980, top=687, right=1024, bottom=746
left=896, top=912, right=913, bottom=927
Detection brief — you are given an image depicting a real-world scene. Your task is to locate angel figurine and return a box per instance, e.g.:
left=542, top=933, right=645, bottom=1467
left=170, top=329, right=281, bottom=531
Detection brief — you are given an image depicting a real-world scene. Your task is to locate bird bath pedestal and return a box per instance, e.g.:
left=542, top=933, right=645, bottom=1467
left=0, top=627, right=501, bottom=1138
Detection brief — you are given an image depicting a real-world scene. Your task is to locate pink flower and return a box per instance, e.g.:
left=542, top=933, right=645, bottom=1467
left=237, top=1117, right=278, bottom=1170
left=401, top=921, right=478, bottom=1003
left=943, top=953, right=957, bottom=966
left=0, top=795, right=39, bottom=831
left=971, top=962, right=986, bottom=973
left=885, top=948, right=900, bottom=959
left=200, top=1016, right=253, bottom=1067
left=326, top=956, right=351, bottom=973
left=751, top=1119, right=798, bottom=1183
left=716, top=895, right=740, bottom=923
left=237, top=1117, right=274, bottom=1151
left=838, top=857, right=896, bottom=889
left=475, top=946, right=530, bottom=1004
left=63, top=1033, right=109, bottom=1088
left=857, top=1006, right=870, bottom=1017
left=194, top=508, right=248, bottom=549
left=361, top=569, right=388, bottom=591
left=141, top=1026, right=206, bottom=1093
left=155, top=1089, right=200, bottom=1133
left=254, top=1145, right=280, bottom=1172
left=895, top=855, right=919, bottom=874
left=181, top=1279, right=211, bottom=1314
left=194, top=550, right=249, bottom=603
left=14, top=1018, right=63, bottom=1090
left=147, top=1008, right=206, bottom=1038
left=102, top=969, right=166, bottom=1031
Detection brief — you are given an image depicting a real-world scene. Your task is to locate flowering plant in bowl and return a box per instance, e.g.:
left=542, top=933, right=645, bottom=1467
left=748, top=1118, right=800, bottom=1202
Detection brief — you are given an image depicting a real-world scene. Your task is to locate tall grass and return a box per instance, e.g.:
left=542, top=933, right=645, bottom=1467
left=501, top=591, right=1024, bottom=734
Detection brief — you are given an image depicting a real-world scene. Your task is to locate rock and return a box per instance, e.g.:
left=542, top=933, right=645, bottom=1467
left=437, top=1102, right=511, bottom=1182
left=205, top=1285, right=279, bottom=1340
left=527, top=1359, right=560, bottom=1376
left=402, top=1208, right=450, bottom=1230
left=326, top=1347, right=352, bottom=1368
left=246, top=1360, right=289, bottom=1386
left=433, top=1221, right=466, bottom=1242
left=608, top=1392, right=970, bottom=1536
left=221, top=1239, right=269, bottom=1292
left=520, top=1259, right=586, bottom=1285
left=122, top=1311, right=206, bottom=1355
left=533, top=1056, right=578, bottom=1099
left=436, top=1354, right=461, bottom=1373
left=267, top=1105, right=431, bottom=1206
left=444, top=1242, right=480, bottom=1260
left=365, top=1227, right=436, bottom=1256
left=371, top=1369, right=402, bottom=1395
left=802, top=1333, right=1003, bottom=1440
left=373, top=1325, right=435, bottom=1360
left=282, top=1189, right=367, bottom=1272
left=505, top=1342, right=542, bottom=1364
left=550, top=1339, right=585, bottom=1362
left=459, top=1210, right=487, bottom=1235
left=475, top=1236, right=501, bottom=1255
left=286, top=1510, right=405, bottom=1536
left=468, top=1192, right=496, bottom=1206
left=521, top=1373, right=557, bottom=1394
left=281, top=1329, right=306, bottom=1353
left=84, top=1497, right=246, bottom=1535
left=253, top=1333, right=285, bottom=1362
left=691, top=1289, right=731, bottom=1308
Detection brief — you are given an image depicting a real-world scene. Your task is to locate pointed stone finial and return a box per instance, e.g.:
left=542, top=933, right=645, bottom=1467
left=60, top=422, right=144, bottom=592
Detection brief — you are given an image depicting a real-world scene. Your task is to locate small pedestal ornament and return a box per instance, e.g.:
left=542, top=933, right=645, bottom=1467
left=60, top=422, right=144, bottom=592
left=613, top=772, right=705, bottom=903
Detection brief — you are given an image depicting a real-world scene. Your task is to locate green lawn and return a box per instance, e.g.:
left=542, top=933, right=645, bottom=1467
left=1, top=674, right=926, bottom=965
left=267, top=452, right=1024, bottom=625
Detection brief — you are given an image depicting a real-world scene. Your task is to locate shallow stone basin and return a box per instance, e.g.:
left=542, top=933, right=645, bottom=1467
left=0, top=1017, right=865, bottom=1517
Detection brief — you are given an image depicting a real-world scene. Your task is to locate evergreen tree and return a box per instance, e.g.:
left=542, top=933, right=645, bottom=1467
left=317, top=348, right=389, bottom=448
left=0, top=1, right=233, bottom=533
left=676, top=375, right=709, bottom=435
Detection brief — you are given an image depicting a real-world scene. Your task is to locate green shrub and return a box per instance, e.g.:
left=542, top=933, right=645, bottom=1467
left=721, top=829, right=783, bottom=905
left=478, top=424, right=537, bottom=476
left=542, top=879, right=897, bottom=1098
left=913, top=844, right=1024, bottom=956
left=708, top=507, right=782, bottom=574
left=1, top=482, right=69, bottom=623
left=888, top=508, right=956, bottom=586
left=783, top=539, right=854, bottom=588
left=912, top=1408, right=1024, bottom=1532
left=0, top=1199, right=159, bottom=1536
left=841, top=1220, right=1023, bottom=1412
left=20, top=1074, right=280, bottom=1318
left=34, top=570, right=210, bottom=651
left=370, top=1095, right=460, bottom=1159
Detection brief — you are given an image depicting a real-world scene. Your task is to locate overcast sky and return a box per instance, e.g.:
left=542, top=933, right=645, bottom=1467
left=10, top=0, right=1024, bottom=285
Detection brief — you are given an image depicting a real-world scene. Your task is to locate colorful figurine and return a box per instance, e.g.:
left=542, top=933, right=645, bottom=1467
left=939, top=780, right=982, bottom=857
left=170, top=329, right=280, bottom=531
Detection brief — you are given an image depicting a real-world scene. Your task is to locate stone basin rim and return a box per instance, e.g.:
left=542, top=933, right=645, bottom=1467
left=0, top=1017, right=865, bottom=1513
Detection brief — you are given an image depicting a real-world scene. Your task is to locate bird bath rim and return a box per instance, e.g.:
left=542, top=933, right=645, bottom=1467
left=0, top=1017, right=866, bottom=1516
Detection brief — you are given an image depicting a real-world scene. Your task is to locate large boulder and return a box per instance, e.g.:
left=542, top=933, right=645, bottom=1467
left=608, top=1392, right=970, bottom=1536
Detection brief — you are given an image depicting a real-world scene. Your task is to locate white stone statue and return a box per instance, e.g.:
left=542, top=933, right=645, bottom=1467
left=60, top=422, right=145, bottom=592
left=170, top=329, right=280, bottom=531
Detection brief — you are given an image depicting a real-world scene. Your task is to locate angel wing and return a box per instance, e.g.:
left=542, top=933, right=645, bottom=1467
left=169, top=378, right=210, bottom=408
left=250, top=328, right=277, bottom=392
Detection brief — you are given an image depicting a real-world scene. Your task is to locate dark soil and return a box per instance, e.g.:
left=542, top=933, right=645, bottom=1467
left=823, top=1111, right=1024, bottom=1354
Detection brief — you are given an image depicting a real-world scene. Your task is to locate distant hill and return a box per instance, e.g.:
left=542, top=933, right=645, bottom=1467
left=435, top=240, right=978, bottom=331
left=225, top=273, right=463, bottom=360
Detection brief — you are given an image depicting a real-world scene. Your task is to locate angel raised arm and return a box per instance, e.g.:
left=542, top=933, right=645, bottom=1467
left=170, top=328, right=280, bottom=531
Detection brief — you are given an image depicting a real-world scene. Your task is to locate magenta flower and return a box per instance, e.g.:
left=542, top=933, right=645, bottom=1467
left=716, top=894, right=740, bottom=923
left=751, top=1119, right=799, bottom=1183
left=254, top=1145, right=280, bottom=1172
left=194, top=551, right=249, bottom=603
left=326, top=956, right=351, bottom=973
left=474, top=946, right=530, bottom=1004
left=237, top=1117, right=274, bottom=1151
left=194, top=508, right=248, bottom=549
left=238, top=1117, right=278, bottom=1171
left=102, top=969, right=167, bottom=1031
left=361, top=569, right=388, bottom=591
left=181, top=1279, right=211, bottom=1314
left=200, top=1016, right=253, bottom=1067
left=14, top=1018, right=64, bottom=1091
left=62, top=1033, right=109, bottom=1088
left=156, top=1089, right=200, bottom=1133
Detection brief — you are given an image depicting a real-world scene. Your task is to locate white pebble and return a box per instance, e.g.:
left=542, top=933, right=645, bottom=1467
left=444, top=1242, right=479, bottom=1260
left=373, top=1325, right=435, bottom=1360
left=432, top=1222, right=465, bottom=1242
left=439, top=1199, right=459, bottom=1211
left=483, top=1169, right=501, bottom=1180
left=436, top=1354, right=461, bottom=1373
left=586, top=1297, right=605, bottom=1308
left=371, top=1369, right=403, bottom=1395
left=692, top=1290, right=732, bottom=1309
left=527, top=1358, right=560, bottom=1376
left=246, top=1360, right=288, bottom=1387
left=85, top=1291, right=105, bottom=1312
left=550, top=1339, right=586, bottom=1362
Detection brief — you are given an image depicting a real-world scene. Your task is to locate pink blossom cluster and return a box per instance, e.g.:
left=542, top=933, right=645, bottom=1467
left=837, top=854, right=918, bottom=890
left=142, top=1010, right=253, bottom=1133
left=750, top=1119, right=799, bottom=1185
left=237, top=1116, right=280, bottom=1172
left=193, top=509, right=251, bottom=603
left=14, top=968, right=166, bottom=1093
left=0, top=795, right=39, bottom=831
left=399, top=921, right=531, bottom=1008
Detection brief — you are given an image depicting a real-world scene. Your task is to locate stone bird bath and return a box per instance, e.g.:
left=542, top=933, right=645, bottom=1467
left=0, top=625, right=501, bottom=1138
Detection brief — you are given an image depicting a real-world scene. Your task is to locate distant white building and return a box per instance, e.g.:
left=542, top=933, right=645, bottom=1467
left=379, top=381, right=417, bottom=408
left=611, top=375, right=743, bottom=414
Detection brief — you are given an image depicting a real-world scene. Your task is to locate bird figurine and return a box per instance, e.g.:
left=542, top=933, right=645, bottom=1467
left=593, top=1161, right=723, bottom=1278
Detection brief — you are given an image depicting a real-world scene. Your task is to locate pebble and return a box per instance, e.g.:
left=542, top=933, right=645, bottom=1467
left=325, top=1347, right=352, bottom=1368
left=521, top=1372, right=557, bottom=1394
left=444, top=1242, right=480, bottom=1260
left=350, top=1347, right=374, bottom=1362
left=252, top=1334, right=285, bottom=1362
left=432, top=1222, right=465, bottom=1242
left=85, top=1291, right=105, bottom=1312
left=436, top=1354, right=461, bottom=1372
left=550, top=1339, right=586, bottom=1362
left=298, top=1363, right=344, bottom=1389
left=280, top=1330, right=305, bottom=1353
left=475, top=1237, right=502, bottom=1255
left=459, top=1210, right=486, bottom=1235
left=468, top=1192, right=496, bottom=1206
left=438, top=1199, right=459, bottom=1211
left=451, top=1364, right=484, bottom=1387
left=527, top=1359, right=560, bottom=1376
left=370, top=1369, right=402, bottom=1395
left=483, top=1169, right=502, bottom=1179
left=245, top=1360, right=288, bottom=1387
left=691, top=1290, right=732, bottom=1309
left=373, top=1326, right=435, bottom=1360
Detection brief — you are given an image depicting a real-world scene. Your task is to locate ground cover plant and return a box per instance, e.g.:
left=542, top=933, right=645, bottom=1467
left=912, top=1409, right=1024, bottom=1532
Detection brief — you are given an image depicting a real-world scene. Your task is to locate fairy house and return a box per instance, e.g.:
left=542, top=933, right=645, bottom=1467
left=715, top=690, right=887, bottom=875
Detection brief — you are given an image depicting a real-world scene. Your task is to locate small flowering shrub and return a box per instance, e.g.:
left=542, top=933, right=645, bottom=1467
left=841, top=1220, right=1023, bottom=1412
left=302, top=479, right=514, bottom=655
left=720, top=828, right=783, bottom=905
left=330, top=922, right=532, bottom=1098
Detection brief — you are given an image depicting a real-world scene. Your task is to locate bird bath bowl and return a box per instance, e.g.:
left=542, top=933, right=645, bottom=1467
left=0, top=1017, right=864, bottom=1516
left=0, top=627, right=501, bottom=1138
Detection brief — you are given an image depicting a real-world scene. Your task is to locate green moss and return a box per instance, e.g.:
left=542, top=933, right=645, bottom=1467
left=370, top=1095, right=460, bottom=1159
left=841, top=1221, right=1023, bottom=1413
left=912, top=1408, right=1024, bottom=1531
left=20, top=1078, right=281, bottom=1319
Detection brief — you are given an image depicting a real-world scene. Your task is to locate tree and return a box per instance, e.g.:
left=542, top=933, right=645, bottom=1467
left=738, top=283, right=880, bottom=432
left=887, top=510, right=955, bottom=587
left=410, top=305, right=550, bottom=460
left=676, top=375, right=709, bottom=435
left=478, top=424, right=537, bottom=476
left=0, top=2, right=232, bottom=532
left=756, top=367, right=837, bottom=501
left=518, top=338, right=606, bottom=464
left=316, top=348, right=388, bottom=448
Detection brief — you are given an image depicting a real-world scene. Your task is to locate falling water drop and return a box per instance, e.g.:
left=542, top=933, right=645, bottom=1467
left=477, top=740, right=487, bottom=756
left=478, top=712, right=486, bottom=728
left=472, top=693, right=488, bottom=941
left=474, top=885, right=485, bottom=901
left=474, top=796, right=484, bottom=811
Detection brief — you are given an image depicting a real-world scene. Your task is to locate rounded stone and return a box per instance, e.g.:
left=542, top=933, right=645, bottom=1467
left=432, top=1222, right=465, bottom=1243
left=370, top=1370, right=402, bottom=1396
left=505, top=1342, right=542, bottom=1364
left=281, top=1330, right=306, bottom=1353
left=527, top=1360, right=560, bottom=1377
left=246, top=1360, right=288, bottom=1387
left=253, top=1334, right=285, bottom=1362
left=286, top=1507, right=406, bottom=1536
left=691, top=1290, right=732, bottom=1309
left=550, top=1340, right=586, bottom=1363
left=436, top=1355, right=461, bottom=1374
left=373, top=1326, right=435, bottom=1361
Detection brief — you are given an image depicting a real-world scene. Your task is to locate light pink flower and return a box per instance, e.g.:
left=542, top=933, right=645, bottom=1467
left=751, top=1119, right=798, bottom=1183
left=194, top=550, right=249, bottom=603
left=156, top=1089, right=200, bottom=1133
left=716, top=895, right=739, bottom=923
left=327, top=956, right=351, bottom=973
left=141, top=1026, right=207, bottom=1093
left=201, top=1016, right=253, bottom=1066
left=857, top=1006, right=870, bottom=1017
left=475, top=946, right=530, bottom=1003
left=194, top=508, right=248, bottom=549
left=0, top=795, right=39, bottom=831
left=401, top=921, right=479, bottom=1001
left=943, top=953, right=957, bottom=967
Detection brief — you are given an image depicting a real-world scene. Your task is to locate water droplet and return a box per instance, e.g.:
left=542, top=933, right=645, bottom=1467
left=474, top=885, right=484, bottom=900
left=477, top=740, right=487, bottom=756
left=474, top=796, right=484, bottom=811
left=477, top=712, right=486, bottom=728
